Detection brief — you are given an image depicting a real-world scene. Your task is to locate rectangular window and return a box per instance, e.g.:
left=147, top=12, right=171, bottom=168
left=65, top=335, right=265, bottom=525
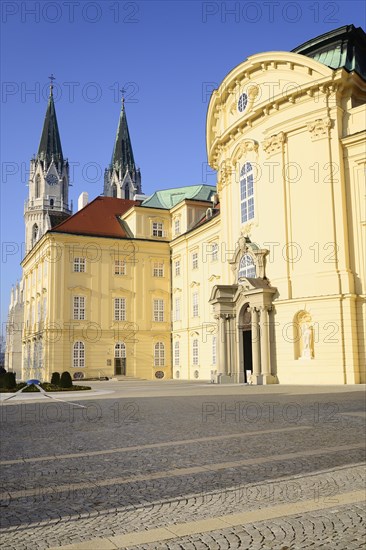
left=175, top=297, right=181, bottom=321
left=212, top=336, right=217, bottom=366
left=114, top=298, right=126, bottom=321
left=153, top=262, right=164, bottom=277
left=152, top=222, right=163, bottom=237
left=73, top=296, right=85, bottom=320
left=192, top=339, right=199, bottom=366
left=43, top=297, right=47, bottom=321
left=174, top=219, right=180, bottom=235
left=73, top=257, right=86, bottom=272
left=114, top=259, right=126, bottom=276
left=192, top=292, right=199, bottom=317
left=174, top=341, right=180, bottom=367
left=153, top=299, right=164, bottom=322
left=175, top=260, right=181, bottom=276
left=192, top=251, right=198, bottom=270
left=211, top=242, right=218, bottom=262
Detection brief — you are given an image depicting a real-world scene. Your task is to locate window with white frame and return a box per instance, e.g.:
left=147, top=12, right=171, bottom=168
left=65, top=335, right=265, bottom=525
left=73, top=296, right=85, bottom=320
left=240, top=162, right=254, bottom=223
left=212, top=336, right=217, bottom=366
left=154, top=342, right=165, bottom=366
left=73, top=341, right=85, bottom=368
left=114, top=259, right=126, bottom=276
left=73, top=257, right=86, bottom=273
left=153, top=299, right=164, bottom=322
left=192, top=339, right=199, bottom=366
left=153, top=262, right=164, bottom=277
left=152, top=221, right=163, bottom=237
left=37, top=301, right=41, bottom=322
left=174, top=341, right=180, bottom=367
left=192, top=251, right=198, bottom=270
left=238, top=254, right=256, bottom=279
left=211, top=242, right=219, bottom=262
left=192, top=292, right=199, bottom=317
left=114, top=342, right=126, bottom=358
left=114, top=298, right=126, bottom=321
left=175, top=297, right=181, bottom=321
left=174, top=219, right=180, bottom=235
left=175, top=260, right=181, bottom=276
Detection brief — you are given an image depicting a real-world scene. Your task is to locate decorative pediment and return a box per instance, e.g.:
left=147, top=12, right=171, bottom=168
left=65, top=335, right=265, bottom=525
left=232, top=139, right=259, bottom=164
left=230, top=236, right=269, bottom=280
left=190, top=281, right=200, bottom=288
left=208, top=274, right=221, bottom=282
left=173, top=287, right=182, bottom=293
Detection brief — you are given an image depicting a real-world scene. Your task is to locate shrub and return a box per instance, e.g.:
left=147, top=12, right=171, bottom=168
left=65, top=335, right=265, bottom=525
left=50, top=372, right=61, bottom=386
left=3, top=372, right=16, bottom=389
left=60, top=371, right=73, bottom=388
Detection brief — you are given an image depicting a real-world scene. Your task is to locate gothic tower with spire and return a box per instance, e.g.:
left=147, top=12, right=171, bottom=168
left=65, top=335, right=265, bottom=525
left=104, top=99, right=142, bottom=199
left=24, top=80, right=72, bottom=254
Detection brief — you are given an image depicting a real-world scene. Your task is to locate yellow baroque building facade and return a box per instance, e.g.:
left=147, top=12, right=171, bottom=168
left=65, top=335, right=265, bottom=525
left=6, top=25, right=366, bottom=384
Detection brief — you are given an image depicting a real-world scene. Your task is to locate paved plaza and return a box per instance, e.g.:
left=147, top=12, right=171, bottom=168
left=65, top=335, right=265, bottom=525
left=0, top=381, right=365, bottom=549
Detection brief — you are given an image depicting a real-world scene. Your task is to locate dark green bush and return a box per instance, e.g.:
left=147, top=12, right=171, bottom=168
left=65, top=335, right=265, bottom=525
left=3, top=372, right=16, bottom=389
left=50, top=372, right=61, bottom=386
left=60, top=371, right=73, bottom=388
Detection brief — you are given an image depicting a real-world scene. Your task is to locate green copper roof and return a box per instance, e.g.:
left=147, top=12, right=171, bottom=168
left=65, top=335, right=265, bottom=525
left=111, top=101, right=136, bottom=174
left=292, top=25, right=366, bottom=81
left=141, top=184, right=217, bottom=209
left=37, top=89, right=64, bottom=165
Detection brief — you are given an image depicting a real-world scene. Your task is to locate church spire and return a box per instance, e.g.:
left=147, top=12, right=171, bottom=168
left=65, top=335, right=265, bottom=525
left=104, top=92, right=142, bottom=199
left=110, top=96, right=136, bottom=175
left=37, top=75, right=63, bottom=166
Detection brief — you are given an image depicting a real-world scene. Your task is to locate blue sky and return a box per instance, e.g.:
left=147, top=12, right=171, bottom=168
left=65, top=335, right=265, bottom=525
left=1, top=0, right=365, bottom=332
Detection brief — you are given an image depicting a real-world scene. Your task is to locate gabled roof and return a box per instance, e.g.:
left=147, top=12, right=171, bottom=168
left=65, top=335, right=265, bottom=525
left=110, top=101, right=136, bottom=175
left=37, top=88, right=64, bottom=165
left=141, top=184, right=217, bottom=209
left=292, top=25, right=366, bottom=80
left=51, top=196, right=139, bottom=238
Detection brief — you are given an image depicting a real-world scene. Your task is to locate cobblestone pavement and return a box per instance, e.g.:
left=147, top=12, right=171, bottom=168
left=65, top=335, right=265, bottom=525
left=0, top=382, right=365, bottom=549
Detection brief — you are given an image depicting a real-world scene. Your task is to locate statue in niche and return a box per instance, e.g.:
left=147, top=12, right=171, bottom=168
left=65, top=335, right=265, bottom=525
left=301, top=323, right=313, bottom=359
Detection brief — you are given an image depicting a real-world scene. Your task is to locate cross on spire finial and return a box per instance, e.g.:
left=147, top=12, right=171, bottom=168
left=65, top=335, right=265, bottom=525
left=120, top=87, right=126, bottom=104
left=48, top=74, right=56, bottom=96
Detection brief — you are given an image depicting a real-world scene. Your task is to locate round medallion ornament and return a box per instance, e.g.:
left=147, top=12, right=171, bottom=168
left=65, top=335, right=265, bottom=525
left=73, top=372, right=85, bottom=380
left=155, top=370, right=164, bottom=379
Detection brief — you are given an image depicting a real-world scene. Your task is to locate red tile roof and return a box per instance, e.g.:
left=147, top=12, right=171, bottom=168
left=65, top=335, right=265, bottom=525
left=51, top=196, right=139, bottom=238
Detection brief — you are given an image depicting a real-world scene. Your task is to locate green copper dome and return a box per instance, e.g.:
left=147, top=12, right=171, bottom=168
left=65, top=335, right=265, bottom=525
left=292, top=25, right=366, bottom=81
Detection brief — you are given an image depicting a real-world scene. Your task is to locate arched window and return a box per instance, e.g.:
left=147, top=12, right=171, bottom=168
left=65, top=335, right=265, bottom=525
left=73, top=341, right=85, bottom=368
left=124, top=186, right=130, bottom=200
left=238, top=254, right=256, bottom=279
left=35, top=175, right=41, bottom=198
left=32, top=224, right=39, bottom=247
left=174, top=341, right=180, bottom=367
left=154, top=342, right=165, bottom=367
left=111, top=183, right=117, bottom=198
left=50, top=198, right=54, bottom=208
left=240, top=162, right=254, bottom=223
left=115, top=342, right=126, bottom=358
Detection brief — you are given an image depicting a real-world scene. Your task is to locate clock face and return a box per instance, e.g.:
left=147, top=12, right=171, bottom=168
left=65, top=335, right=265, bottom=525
left=46, top=174, right=58, bottom=186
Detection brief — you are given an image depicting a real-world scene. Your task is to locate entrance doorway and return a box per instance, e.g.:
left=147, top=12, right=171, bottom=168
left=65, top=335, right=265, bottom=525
left=114, top=357, right=126, bottom=375
left=243, top=330, right=252, bottom=382
left=114, top=342, right=126, bottom=375
left=239, top=304, right=253, bottom=383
